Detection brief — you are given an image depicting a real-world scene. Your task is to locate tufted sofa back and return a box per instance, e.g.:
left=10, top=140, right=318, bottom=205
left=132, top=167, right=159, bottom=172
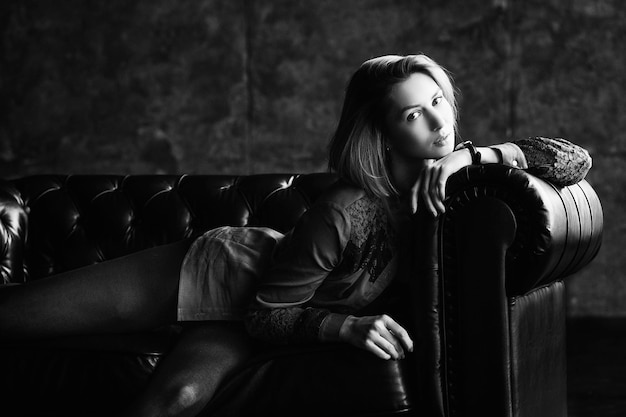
left=0, top=173, right=338, bottom=283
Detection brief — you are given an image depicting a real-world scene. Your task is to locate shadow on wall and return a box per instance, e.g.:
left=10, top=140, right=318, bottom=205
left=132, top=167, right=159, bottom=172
left=0, top=0, right=624, bottom=316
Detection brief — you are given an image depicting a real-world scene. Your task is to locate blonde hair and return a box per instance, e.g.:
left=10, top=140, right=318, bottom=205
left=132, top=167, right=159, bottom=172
left=328, top=54, right=458, bottom=199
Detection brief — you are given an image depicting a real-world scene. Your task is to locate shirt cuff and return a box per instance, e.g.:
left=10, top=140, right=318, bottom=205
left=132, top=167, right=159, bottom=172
left=319, top=313, right=349, bottom=342
left=489, top=143, right=528, bottom=169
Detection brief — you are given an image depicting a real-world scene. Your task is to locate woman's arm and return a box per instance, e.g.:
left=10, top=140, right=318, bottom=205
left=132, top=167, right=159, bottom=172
left=491, top=136, right=592, bottom=186
left=245, top=305, right=347, bottom=343
left=244, top=200, right=350, bottom=345
left=414, top=136, right=592, bottom=216
left=244, top=193, right=414, bottom=360
left=246, top=307, right=413, bottom=360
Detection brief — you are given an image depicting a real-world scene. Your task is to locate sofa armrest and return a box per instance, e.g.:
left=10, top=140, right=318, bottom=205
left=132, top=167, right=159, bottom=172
left=445, top=163, right=602, bottom=295
left=414, top=164, right=602, bottom=417
left=0, top=181, right=27, bottom=284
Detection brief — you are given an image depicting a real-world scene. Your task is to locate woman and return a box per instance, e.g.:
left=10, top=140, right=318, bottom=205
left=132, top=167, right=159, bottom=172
left=245, top=54, right=591, bottom=361
left=0, top=54, right=591, bottom=416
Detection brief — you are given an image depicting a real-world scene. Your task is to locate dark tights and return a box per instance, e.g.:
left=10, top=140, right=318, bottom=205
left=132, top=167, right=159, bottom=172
left=120, top=321, right=252, bottom=417
left=0, top=239, right=253, bottom=417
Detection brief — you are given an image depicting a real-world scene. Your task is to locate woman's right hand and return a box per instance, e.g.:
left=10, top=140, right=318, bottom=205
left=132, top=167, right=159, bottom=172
left=338, top=314, right=413, bottom=360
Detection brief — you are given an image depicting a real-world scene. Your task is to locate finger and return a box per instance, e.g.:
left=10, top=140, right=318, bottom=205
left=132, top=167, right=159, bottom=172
left=419, top=169, right=437, bottom=217
left=428, top=166, right=446, bottom=215
left=415, top=160, right=437, bottom=215
left=430, top=164, right=446, bottom=202
left=370, top=331, right=402, bottom=360
left=364, top=339, right=392, bottom=360
left=437, top=163, right=454, bottom=203
left=375, top=322, right=404, bottom=358
left=383, top=319, right=414, bottom=353
left=410, top=175, right=423, bottom=214
left=428, top=165, right=445, bottom=214
left=382, top=315, right=414, bottom=353
left=412, top=158, right=434, bottom=214
left=437, top=171, right=447, bottom=202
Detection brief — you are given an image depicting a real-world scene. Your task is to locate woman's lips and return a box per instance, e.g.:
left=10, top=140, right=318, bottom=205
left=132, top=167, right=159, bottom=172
left=433, top=133, right=451, bottom=147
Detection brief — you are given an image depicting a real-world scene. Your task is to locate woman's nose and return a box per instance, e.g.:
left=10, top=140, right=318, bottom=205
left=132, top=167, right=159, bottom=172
left=426, top=109, right=446, bottom=132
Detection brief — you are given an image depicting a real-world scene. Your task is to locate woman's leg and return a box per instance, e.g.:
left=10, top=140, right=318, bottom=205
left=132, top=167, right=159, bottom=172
left=118, top=321, right=253, bottom=417
left=0, top=238, right=193, bottom=339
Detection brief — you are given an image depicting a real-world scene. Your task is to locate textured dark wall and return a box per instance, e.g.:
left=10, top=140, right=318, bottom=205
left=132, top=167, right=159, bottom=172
left=0, top=0, right=624, bottom=316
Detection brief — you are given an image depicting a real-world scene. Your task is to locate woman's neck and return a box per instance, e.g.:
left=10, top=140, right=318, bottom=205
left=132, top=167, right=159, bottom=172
left=389, top=152, right=427, bottom=196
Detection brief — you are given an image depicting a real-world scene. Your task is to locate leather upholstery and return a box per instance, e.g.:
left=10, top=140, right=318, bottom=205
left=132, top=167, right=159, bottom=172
left=0, top=167, right=602, bottom=416
left=431, top=164, right=602, bottom=417
left=0, top=173, right=338, bottom=282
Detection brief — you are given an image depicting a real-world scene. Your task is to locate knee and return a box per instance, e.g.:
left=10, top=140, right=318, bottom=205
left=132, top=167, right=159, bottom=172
left=162, top=382, right=209, bottom=416
left=121, top=380, right=212, bottom=417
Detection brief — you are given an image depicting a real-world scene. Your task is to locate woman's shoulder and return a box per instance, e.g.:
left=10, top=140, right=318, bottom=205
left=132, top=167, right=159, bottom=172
left=316, top=178, right=372, bottom=211
left=312, top=179, right=389, bottom=233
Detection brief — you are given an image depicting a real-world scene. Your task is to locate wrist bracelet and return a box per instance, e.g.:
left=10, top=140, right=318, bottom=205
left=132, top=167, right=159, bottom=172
left=459, top=140, right=482, bottom=165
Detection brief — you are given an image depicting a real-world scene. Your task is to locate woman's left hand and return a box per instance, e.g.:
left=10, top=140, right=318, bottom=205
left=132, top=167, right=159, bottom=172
left=410, top=149, right=472, bottom=216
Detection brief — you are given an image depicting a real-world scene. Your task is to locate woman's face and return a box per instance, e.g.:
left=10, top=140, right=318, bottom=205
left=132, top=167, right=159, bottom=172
left=384, top=72, right=455, bottom=160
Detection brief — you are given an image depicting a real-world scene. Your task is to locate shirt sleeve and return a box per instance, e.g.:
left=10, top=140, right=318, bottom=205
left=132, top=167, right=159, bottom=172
left=490, top=136, right=592, bottom=186
left=245, top=201, right=351, bottom=344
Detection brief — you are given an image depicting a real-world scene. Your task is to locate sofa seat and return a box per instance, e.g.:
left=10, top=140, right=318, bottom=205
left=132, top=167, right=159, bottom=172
left=1, top=326, right=415, bottom=416
left=1, top=326, right=181, bottom=416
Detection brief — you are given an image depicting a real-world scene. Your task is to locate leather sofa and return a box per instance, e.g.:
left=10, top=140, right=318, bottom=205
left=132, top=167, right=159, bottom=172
left=0, top=164, right=602, bottom=417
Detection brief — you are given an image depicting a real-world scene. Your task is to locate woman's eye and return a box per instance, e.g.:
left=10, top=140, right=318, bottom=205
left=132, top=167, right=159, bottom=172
left=407, top=111, right=421, bottom=121
left=433, top=96, right=443, bottom=106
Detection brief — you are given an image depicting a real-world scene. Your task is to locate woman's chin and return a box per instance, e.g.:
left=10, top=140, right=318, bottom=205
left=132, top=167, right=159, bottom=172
left=431, top=142, right=454, bottom=158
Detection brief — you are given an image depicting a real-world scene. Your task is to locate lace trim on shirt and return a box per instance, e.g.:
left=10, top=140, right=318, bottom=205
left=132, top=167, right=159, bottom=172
left=245, top=307, right=330, bottom=344
left=335, top=197, right=395, bottom=282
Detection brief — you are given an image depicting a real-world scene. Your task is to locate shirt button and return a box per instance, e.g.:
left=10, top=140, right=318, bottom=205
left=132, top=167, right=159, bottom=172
left=512, top=160, right=518, bottom=166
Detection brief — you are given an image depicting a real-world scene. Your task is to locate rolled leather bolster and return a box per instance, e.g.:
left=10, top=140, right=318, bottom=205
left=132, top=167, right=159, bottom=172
left=445, top=164, right=602, bottom=295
